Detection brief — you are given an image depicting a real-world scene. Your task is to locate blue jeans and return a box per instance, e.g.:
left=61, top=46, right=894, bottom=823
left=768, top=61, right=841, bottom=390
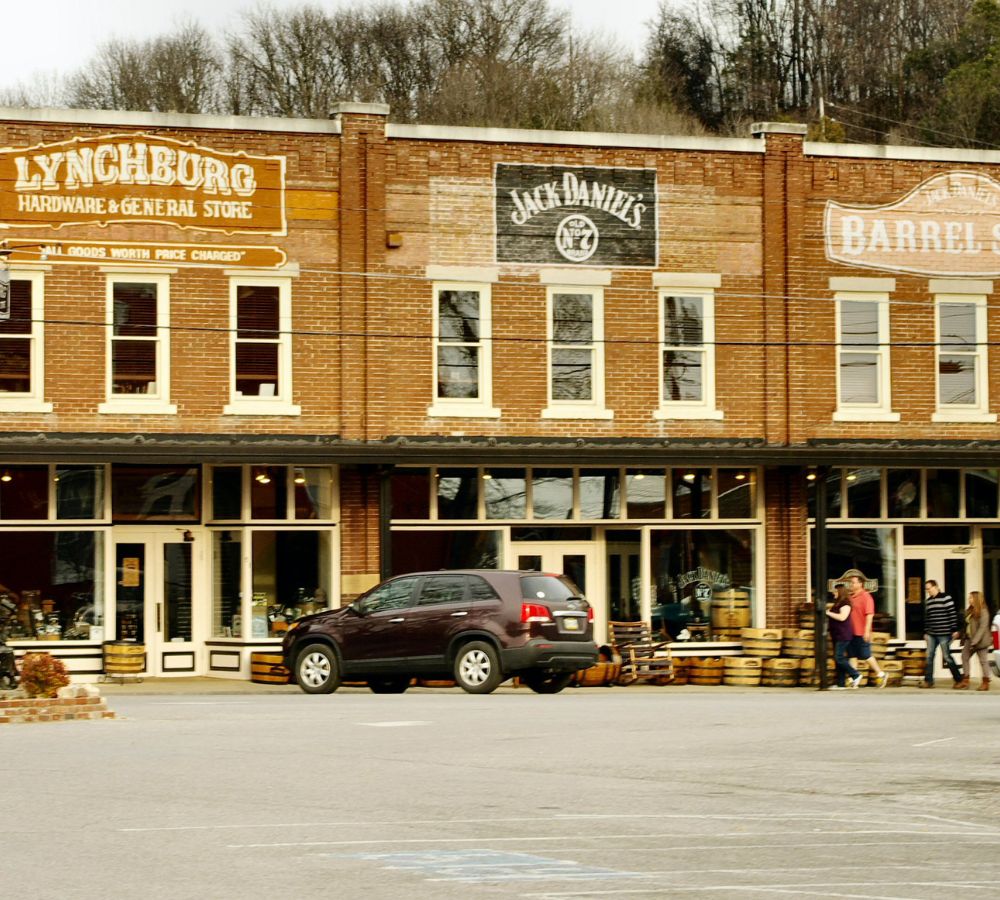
left=924, top=633, right=962, bottom=684
left=834, top=640, right=860, bottom=686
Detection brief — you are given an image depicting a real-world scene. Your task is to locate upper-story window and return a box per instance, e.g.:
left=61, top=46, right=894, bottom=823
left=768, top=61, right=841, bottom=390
left=542, top=286, right=611, bottom=419
left=427, top=282, right=499, bottom=418
left=934, top=294, right=994, bottom=423
left=99, top=274, right=175, bottom=415
left=834, top=291, right=898, bottom=422
left=224, top=277, right=299, bottom=416
left=0, top=271, right=51, bottom=413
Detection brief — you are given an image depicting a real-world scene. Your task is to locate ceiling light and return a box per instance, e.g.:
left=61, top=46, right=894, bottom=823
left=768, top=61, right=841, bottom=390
left=0, top=471, right=11, bottom=483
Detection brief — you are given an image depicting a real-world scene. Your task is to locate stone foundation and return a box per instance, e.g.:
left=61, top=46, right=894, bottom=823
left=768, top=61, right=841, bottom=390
left=0, top=685, right=115, bottom=724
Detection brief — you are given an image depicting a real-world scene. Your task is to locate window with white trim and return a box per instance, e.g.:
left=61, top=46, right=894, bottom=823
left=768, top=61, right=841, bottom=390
left=427, top=282, right=499, bottom=418
left=0, top=270, right=51, bottom=413
left=542, top=286, right=610, bottom=419
left=834, top=292, right=898, bottom=422
left=934, top=294, right=994, bottom=422
left=224, top=277, right=299, bottom=415
left=655, top=288, right=722, bottom=420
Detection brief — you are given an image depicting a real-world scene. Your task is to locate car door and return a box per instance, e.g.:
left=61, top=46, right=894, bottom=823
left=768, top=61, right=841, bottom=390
left=340, top=575, right=420, bottom=673
left=402, top=573, right=472, bottom=673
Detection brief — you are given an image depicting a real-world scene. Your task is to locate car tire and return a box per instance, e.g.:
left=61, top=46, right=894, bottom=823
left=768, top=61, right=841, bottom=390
left=295, top=643, right=341, bottom=694
left=367, top=676, right=410, bottom=694
left=521, top=671, right=574, bottom=694
left=454, top=641, right=503, bottom=694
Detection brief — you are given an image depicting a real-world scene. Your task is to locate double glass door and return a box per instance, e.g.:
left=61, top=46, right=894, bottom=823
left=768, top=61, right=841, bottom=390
left=114, top=529, right=199, bottom=676
left=901, top=547, right=972, bottom=640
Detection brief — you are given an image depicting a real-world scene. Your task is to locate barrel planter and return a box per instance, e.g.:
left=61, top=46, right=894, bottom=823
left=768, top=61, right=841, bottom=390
left=761, top=658, right=799, bottom=687
left=857, top=659, right=903, bottom=686
left=573, top=660, right=621, bottom=687
left=102, top=641, right=144, bottom=681
left=250, top=651, right=290, bottom=685
left=711, top=590, right=752, bottom=630
left=688, top=657, right=724, bottom=685
left=671, top=658, right=690, bottom=685
left=896, top=648, right=926, bottom=677
left=870, top=632, right=891, bottom=659
left=797, top=602, right=815, bottom=630
left=741, top=627, right=782, bottom=658
left=781, top=629, right=815, bottom=659
left=723, top=656, right=762, bottom=686
left=799, top=656, right=836, bottom=686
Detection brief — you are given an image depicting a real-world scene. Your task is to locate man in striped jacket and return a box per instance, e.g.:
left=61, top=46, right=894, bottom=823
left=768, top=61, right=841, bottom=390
left=919, top=580, right=963, bottom=688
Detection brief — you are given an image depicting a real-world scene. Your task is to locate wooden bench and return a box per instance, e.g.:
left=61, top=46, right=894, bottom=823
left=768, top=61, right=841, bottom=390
left=609, top=620, right=675, bottom=685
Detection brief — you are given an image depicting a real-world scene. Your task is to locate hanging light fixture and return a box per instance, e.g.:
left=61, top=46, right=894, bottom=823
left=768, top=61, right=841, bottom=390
left=293, top=469, right=306, bottom=485
left=0, top=470, right=12, bottom=483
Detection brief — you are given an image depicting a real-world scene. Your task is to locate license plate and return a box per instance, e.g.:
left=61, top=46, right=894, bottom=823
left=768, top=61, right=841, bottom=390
left=563, top=617, right=579, bottom=631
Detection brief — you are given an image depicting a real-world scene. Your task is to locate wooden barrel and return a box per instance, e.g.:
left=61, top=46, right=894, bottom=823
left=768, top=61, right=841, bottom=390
left=741, top=627, right=782, bottom=658
left=896, top=648, right=926, bottom=677
left=781, top=629, right=815, bottom=659
left=712, top=626, right=743, bottom=642
left=688, top=657, right=724, bottom=685
left=723, top=656, right=762, bottom=686
left=799, top=656, right=836, bottom=686
left=762, top=658, right=799, bottom=687
left=671, top=658, right=690, bottom=686
left=711, top=590, right=751, bottom=630
left=857, top=659, right=903, bottom=686
left=103, top=641, right=145, bottom=676
left=870, top=632, right=890, bottom=659
left=573, top=660, right=621, bottom=687
left=250, top=651, right=290, bottom=684
left=797, top=602, right=815, bottom=630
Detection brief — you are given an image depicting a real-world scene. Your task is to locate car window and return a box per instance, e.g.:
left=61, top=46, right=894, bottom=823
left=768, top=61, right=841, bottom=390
left=417, top=574, right=467, bottom=606
left=362, top=576, right=419, bottom=613
left=520, top=574, right=580, bottom=601
left=469, top=575, right=500, bottom=602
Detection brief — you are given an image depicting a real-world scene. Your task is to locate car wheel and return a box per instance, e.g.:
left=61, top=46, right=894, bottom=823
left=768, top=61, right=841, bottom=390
left=521, top=671, right=574, bottom=694
left=454, top=641, right=503, bottom=694
left=295, top=644, right=341, bottom=694
left=367, top=676, right=410, bottom=694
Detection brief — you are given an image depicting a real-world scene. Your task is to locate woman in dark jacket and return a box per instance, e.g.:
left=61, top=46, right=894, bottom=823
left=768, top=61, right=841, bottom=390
left=956, top=591, right=992, bottom=691
left=827, top=585, right=861, bottom=689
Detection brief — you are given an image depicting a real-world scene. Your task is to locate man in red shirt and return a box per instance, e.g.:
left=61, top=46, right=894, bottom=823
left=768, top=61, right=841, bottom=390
left=847, top=574, right=888, bottom=688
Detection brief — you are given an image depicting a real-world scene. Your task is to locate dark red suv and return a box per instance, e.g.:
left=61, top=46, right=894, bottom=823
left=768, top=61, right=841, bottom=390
left=282, top=570, right=598, bottom=695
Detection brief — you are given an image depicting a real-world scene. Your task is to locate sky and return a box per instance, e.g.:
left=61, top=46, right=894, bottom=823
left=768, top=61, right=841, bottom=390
left=0, top=0, right=666, bottom=91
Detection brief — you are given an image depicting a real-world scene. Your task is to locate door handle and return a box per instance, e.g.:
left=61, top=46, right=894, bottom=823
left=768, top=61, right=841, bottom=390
left=388, top=617, right=405, bottom=623
left=450, top=611, right=468, bottom=617
left=156, top=603, right=162, bottom=633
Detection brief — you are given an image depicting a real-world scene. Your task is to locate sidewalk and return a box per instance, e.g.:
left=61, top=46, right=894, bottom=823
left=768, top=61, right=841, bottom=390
left=97, top=676, right=300, bottom=696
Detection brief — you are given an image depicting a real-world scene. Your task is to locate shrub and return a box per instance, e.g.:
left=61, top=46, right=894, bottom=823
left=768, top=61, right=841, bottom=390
left=19, top=652, right=71, bottom=698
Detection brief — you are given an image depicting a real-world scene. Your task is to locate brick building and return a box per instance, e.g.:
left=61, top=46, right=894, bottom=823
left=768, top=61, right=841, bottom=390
left=1, top=104, right=998, bottom=679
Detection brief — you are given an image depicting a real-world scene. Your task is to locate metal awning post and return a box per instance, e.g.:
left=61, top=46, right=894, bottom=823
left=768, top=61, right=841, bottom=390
left=812, top=466, right=829, bottom=690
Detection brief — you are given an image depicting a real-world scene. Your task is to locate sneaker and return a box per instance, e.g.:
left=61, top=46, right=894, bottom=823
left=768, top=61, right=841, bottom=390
left=850, top=674, right=863, bottom=689
left=876, top=671, right=888, bottom=689
left=829, top=685, right=847, bottom=691
left=918, top=681, right=934, bottom=688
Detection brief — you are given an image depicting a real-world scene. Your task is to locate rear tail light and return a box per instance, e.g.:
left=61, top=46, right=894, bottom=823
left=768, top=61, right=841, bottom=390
left=587, top=607, right=594, bottom=622
left=521, top=602, right=552, bottom=623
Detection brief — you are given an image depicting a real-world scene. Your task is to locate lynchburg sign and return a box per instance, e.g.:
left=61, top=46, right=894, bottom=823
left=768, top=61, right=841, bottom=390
left=495, top=163, right=657, bottom=267
left=825, top=171, right=1000, bottom=277
left=0, top=133, right=286, bottom=235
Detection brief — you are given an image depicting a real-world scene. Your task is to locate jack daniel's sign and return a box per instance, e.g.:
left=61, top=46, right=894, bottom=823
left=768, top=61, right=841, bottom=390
left=495, top=163, right=657, bottom=267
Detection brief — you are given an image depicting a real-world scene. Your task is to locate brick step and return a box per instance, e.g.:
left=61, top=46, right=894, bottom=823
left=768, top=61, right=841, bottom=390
left=0, top=689, right=116, bottom=724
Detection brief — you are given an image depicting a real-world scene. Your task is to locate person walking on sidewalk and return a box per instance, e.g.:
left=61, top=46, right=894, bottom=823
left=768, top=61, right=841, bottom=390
left=827, top=585, right=862, bottom=689
left=847, top=574, right=888, bottom=688
left=920, top=580, right=962, bottom=688
left=956, top=591, right=991, bottom=692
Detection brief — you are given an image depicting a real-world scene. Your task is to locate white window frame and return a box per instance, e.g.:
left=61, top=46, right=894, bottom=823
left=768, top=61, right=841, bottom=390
left=654, top=284, right=723, bottom=421
left=223, top=275, right=300, bottom=416
left=427, top=281, right=500, bottom=418
left=0, top=268, right=52, bottom=413
left=98, top=272, right=175, bottom=415
left=833, top=291, right=899, bottom=423
left=542, top=284, right=612, bottom=420
left=932, top=293, right=995, bottom=423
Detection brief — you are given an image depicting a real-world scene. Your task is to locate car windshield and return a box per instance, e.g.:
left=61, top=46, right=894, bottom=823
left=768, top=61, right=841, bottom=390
left=519, top=574, right=581, bottom=601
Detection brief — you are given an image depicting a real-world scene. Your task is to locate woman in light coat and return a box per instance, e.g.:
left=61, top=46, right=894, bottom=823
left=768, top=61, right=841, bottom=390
left=956, top=591, right=992, bottom=691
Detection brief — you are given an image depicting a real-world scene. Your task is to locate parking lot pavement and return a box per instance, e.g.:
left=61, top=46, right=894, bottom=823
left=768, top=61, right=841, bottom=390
left=4, top=688, right=998, bottom=899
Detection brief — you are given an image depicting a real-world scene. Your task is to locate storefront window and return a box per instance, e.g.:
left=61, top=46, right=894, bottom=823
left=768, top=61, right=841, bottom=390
left=966, top=469, right=999, bottom=518
left=293, top=468, right=332, bottom=519
left=717, top=470, right=755, bottom=519
left=887, top=469, right=921, bottom=518
left=112, top=464, right=199, bottom=522
left=250, top=530, right=331, bottom=638
left=0, top=530, right=104, bottom=641
left=846, top=468, right=881, bottom=518
left=626, top=470, right=666, bottom=519
left=391, top=529, right=500, bottom=575
left=579, top=469, right=620, bottom=519
left=213, top=530, right=242, bottom=638
left=807, top=469, right=842, bottom=519
left=437, top=468, right=478, bottom=519
left=250, top=466, right=288, bottom=520
left=673, top=469, right=712, bottom=519
left=484, top=468, right=527, bottom=519
left=926, top=469, right=960, bottom=518
left=532, top=468, right=573, bottom=520
left=0, top=465, right=48, bottom=519
left=56, top=466, right=104, bottom=520
left=820, top=527, right=897, bottom=628
left=212, top=467, right=243, bottom=521
left=649, top=529, right=756, bottom=640
left=391, top=468, right=431, bottom=519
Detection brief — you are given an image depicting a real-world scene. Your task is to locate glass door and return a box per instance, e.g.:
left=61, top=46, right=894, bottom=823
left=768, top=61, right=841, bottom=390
left=901, top=547, right=971, bottom=640
left=510, top=542, right=604, bottom=644
left=114, top=530, right=199, bottom=676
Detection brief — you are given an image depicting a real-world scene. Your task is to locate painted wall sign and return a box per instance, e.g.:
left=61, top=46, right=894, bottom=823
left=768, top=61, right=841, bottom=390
left=825, top=171, right=1000, bottom=276
left=1, top=239, right=286, bottom=269
left=0, top=133, right=286, bottom=235
left=495, top=163, right=657, bottom=267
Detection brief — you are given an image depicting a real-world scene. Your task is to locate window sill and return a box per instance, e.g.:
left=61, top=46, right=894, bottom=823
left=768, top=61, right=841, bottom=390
left=0, top=399, right=53, bottom=414
left=931, top=410, right=998, bottom=424
left=833, top=409, right=900, bottom=423
left=541, top=406, right=614, bottom=420
left=223, top=401, right=301, bottom=416
left=653, top=407, right=724, bottom=421
left=98, top=401, right=177, bottom=415
left=427, top=403, right=501, bottom=419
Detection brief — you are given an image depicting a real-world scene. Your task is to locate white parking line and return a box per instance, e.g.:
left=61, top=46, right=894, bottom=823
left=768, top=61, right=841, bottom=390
left=357, top=721, right=430, bottom=727
left=913, top=736, right=957, bottom=747
left=526, top=879, right=1000, bottom=898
